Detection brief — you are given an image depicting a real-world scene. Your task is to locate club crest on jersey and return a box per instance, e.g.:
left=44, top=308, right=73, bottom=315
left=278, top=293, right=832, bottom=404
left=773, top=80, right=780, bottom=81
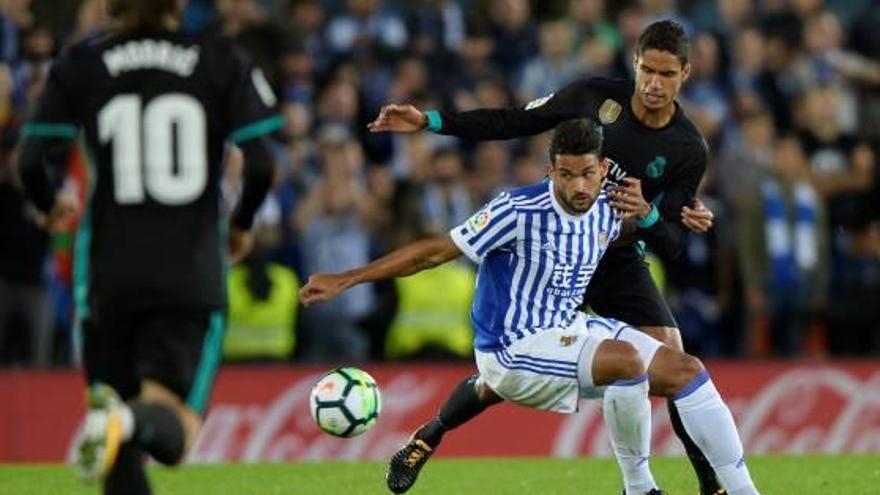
left=598, top=99, right=622, bottom=124
left=559, top=335, right=578, bottom=347
left=467, top=209, right=492, bottom=234
left=646, top=156, right=667, bottom=178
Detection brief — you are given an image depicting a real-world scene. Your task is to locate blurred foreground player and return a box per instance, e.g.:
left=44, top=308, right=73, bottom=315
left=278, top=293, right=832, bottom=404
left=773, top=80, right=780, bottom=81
left=17, top=1, right=282, bottom=494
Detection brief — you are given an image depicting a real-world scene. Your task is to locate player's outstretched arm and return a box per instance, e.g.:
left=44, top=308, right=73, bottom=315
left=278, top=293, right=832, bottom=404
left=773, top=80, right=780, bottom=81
left=367, top=79, right=591, bottom=140
left=366, top=104, right=428, bottom=133
left=300, top=235, right=461, bottom=306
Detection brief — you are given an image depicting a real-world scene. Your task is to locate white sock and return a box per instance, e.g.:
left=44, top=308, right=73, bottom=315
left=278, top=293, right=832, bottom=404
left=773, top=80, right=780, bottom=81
left=603, top=375, right=655, bottom=495
left=673, top=371, right=760, bottom=495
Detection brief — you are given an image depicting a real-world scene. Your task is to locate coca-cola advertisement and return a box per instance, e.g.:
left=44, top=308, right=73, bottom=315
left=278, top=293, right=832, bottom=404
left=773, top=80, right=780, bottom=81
left=1, top=361, right=879, bottom=463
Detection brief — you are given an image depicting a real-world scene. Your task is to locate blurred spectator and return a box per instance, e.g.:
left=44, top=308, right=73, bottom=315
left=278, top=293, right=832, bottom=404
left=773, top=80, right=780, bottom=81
left=12, top=24, right=52, bottom=112
left=737, top=135, right=829, bottom=356
left=680, top=32, right=730, bottom=147
left=847, top=0, right=880, bottom=142
left=797, top=84, right=875, bottom=235
left=325, top=0, right=408, bottom=64
left=420, top=147, right=472, bottom=235
left=0, top=116, right=51, bottom=367
left=568, top=0, right=621, bottom=57
left=516, top=19, right=584, bottom=103
left=716, top=107, right=775, bottom=211
left=0, top=0, right=33, bottom=64
left=486, top=0, right=539, bottom=76
left=225, top=202, right=299, bottom=362
left=293, top=127, right=385, bottom=362
left=469, top=141, right=513, bottom=205
left=405, top=0, right=466, bottom=61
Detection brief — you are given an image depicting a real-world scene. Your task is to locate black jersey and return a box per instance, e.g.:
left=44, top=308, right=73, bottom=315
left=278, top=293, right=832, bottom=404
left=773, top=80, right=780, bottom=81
left=21, top=31, right=282, bottom=315
left=429, top=77, right=708, bottom=260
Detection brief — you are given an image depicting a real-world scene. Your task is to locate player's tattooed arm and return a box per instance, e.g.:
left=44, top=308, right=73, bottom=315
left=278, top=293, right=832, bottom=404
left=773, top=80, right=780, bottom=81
left=300, top=235, right=462, bottom=306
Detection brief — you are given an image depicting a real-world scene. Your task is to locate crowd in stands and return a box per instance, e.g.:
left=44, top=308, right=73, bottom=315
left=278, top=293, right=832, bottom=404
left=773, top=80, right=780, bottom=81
left=0, top=0, right=878, bottom=367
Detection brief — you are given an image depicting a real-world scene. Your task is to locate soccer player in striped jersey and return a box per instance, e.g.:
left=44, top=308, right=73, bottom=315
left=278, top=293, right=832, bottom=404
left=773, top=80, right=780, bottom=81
left=300, top=119, right=760, bottom=495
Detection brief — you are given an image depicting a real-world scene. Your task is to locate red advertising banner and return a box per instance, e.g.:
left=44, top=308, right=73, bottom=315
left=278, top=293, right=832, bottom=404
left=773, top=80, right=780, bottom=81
left=2, top=361, right=879, bottom=463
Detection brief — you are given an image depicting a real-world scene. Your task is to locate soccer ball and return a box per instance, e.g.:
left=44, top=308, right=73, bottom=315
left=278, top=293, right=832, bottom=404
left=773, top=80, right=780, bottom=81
left=310, top=367, right=382, bottom=438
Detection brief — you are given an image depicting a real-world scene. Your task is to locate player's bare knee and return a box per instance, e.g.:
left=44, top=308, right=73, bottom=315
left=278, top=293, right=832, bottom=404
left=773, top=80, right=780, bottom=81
left=619, top=342, right=646, bottom=380
left=669, top=353, right=704, bottom=394
left=680, top=353, right=704, bottom=381
left=592, top=340, right=646, bottom=386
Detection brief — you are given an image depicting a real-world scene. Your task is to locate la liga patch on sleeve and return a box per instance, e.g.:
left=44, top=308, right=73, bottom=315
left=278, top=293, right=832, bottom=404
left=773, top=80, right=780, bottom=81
left=467, top=209, right=492, bottom=234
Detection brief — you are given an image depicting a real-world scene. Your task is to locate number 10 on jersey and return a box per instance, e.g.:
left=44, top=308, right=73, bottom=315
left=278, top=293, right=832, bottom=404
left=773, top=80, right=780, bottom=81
left=99, top=94, right=208, bottom=205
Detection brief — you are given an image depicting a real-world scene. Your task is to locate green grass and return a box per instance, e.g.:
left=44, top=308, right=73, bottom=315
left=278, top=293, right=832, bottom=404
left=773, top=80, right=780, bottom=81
left=1, top=455, right=878, bottom=495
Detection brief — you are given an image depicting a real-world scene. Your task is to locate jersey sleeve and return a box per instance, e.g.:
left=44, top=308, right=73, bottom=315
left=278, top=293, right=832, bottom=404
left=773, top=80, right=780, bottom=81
left=450, top=192, right=518, bottom=264
left=21, top=56, right=79, bottom=140
left=428, top=78, right=597, bottom=140
left=227, top=50, right=284, bottom=145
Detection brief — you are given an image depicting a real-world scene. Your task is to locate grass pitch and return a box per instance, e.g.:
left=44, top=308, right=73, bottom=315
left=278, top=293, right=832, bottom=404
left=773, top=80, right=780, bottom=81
left=1, top=455, right=877, bottom=494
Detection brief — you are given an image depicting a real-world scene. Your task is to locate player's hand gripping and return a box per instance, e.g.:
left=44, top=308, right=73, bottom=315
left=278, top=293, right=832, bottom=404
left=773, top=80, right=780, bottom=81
left=610, top=177, right=651, bottom=221
left=367, top=104, right=428, bottom=133
left=228, top=227, right=254, bottom=264
left=681, top=198, right=714, bottom=233
left=300, top=273, right=352, bottom=307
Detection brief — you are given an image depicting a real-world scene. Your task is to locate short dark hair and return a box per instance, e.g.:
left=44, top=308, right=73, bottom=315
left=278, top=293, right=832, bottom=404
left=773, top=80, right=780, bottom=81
left=548, top=119, right=603, bottom=163
left=636, top=19, right=690, bottom=66
left=107, top=0, right=180, bottom=30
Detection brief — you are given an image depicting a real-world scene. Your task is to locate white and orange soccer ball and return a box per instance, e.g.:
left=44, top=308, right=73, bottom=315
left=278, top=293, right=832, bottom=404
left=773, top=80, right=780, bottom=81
left=309, top=367, right=382, bottom=438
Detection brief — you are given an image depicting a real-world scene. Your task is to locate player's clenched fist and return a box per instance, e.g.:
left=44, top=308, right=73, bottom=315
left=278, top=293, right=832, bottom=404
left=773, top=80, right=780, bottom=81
left=367, top=104, right=427, bottom=133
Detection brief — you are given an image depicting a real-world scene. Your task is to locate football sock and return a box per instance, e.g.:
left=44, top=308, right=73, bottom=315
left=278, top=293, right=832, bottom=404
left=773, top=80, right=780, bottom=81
left=129, top=402, right=186, bottom=466
left=672, top=371, right=759, bottom=495
left=104, top=443, right=151, bottom=495
left=668, top=399, right=722, bottom=493
left=418, top=374, right=492, bottom=448
left=603, top=375, right=656, bottom=495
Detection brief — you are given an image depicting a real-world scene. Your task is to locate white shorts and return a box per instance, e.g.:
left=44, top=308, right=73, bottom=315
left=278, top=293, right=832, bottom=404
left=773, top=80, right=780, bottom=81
left=474, top=312, right=664, bottom=413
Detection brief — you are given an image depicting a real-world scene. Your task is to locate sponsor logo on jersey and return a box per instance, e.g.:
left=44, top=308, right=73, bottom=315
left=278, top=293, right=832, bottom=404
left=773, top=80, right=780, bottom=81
left=604, top=157, right=627, bottom=184
left=467, top=209, right=492, bottom=234
left=525, top=93, right=554, bottom=110
left=599, top=231, right=608, bottom=248
left=646, top=155, right=667, bottom=178
left=598, top=99, right=622, bottom=124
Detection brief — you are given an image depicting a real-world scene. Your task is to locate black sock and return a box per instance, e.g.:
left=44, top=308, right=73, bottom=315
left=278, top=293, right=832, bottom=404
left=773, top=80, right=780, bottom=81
left=417, top=375, right=496, bottom=448
left=668, top=399, right=721, bottom=493
left=129, top=402, right=186, bottom=466
left=104, top=443, right=151, bottom=495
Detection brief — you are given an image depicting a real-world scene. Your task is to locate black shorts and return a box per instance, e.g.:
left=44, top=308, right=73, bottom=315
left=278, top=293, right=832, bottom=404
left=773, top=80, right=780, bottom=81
left=82, top=308, right=225, bottom=415
left=583, top=248, right=677, bottom=328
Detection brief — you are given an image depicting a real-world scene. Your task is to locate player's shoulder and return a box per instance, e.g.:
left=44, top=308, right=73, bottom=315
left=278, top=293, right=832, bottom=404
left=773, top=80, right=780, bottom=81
left=672, top=105, right=710, bottom=154
left=504, top=182, right=552, bottom=209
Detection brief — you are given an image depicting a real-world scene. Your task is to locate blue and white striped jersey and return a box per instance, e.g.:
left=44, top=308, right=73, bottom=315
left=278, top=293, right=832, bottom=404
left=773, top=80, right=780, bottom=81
left=450, top=180, right=623, bottom=351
